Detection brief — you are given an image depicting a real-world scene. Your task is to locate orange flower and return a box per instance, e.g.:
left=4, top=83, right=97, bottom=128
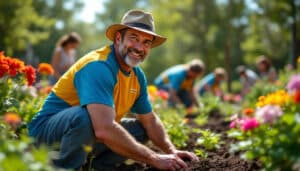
left=22, top=65, right=36, bottom=86
left=0, top=52, right=25, bottom=77
left=38, top=63, right=54, bottom=75
left=0, top=56, right=9, bottom=78
left=242, top=108, right=255, bottom=116
left=3, top=112, right=21, bottom=128
left=40, top=85, right=52, bottom=95
left=7, top=57, right=25, bottom=76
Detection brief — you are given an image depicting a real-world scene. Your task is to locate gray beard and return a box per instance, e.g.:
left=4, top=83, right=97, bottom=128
left=124, top=55, right=142, bottom=67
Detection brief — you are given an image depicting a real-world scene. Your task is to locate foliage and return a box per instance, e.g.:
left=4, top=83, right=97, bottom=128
left=194, top=149, right=208, bottom=159
left=0, top=52, right=55, bottom=170
left=0, top=123, right=63, bottom=171
left=0, top=0, right=54, bottom=55
left=229, top=73, right=300, bottom=170
left=198, top=93, right=221, bottom=115
left=157, top=108, right=190, bottom=148
left=195, top=129, right=223, bottom=151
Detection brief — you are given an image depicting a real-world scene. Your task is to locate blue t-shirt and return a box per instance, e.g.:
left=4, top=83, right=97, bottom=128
left=197, top=73, right=216, bottom=95
left=28, top=45, right=152, bottom=136
left=154, top=65, right=194, bottom=92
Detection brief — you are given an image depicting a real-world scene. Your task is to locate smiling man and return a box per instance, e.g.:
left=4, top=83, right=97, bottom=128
left=28, top=10, right=198, bottom=170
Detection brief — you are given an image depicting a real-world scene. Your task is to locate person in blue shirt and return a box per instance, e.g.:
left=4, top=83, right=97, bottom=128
left=197, top=67, right=226, bottom=97
left=154, top=59, right=205, bottom=114
left=28, top=10, right=198, bottom=170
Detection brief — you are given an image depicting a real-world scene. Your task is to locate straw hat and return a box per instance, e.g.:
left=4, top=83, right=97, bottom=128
left=214, top=67, right=227, bottom=77
left=106, top=9, right=166, bottom=48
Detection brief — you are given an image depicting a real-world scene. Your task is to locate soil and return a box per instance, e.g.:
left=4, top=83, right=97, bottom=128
left=115, top=110, right=262, bottom=171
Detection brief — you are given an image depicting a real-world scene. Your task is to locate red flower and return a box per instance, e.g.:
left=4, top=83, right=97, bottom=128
left=293, top=90, right=300, bottom=104
left=22, top=65, right=36, bottom=86
left=0, top=52, right=10, bottom=78
left=38, top=63, right=54, bottom=75
left=158, top=90, right=169, bottom=100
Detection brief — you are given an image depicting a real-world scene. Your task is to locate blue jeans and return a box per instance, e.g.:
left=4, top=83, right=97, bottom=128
left=33, top=106, right=148, bottom=170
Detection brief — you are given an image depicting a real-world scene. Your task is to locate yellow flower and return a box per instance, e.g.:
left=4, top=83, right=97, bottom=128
left=147, top=85, right=157, bottom=97
left=298, top=56, right=300, bottom=64
left=256, top=90, right=289, bottom=107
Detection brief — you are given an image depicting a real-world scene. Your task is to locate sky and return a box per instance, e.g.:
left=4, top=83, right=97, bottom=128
left=76, top=0, right=105, bottom=23
left=77, top=0, right=258, bottom=23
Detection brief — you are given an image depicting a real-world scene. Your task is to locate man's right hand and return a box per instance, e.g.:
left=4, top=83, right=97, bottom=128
left=150, top=154, right=188, bottom=171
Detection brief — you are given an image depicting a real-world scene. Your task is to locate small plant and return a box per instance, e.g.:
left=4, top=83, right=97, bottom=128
left=194, top=149, right=208, bottom=158
left=161, top=110, right=190, bottom=148
left=196, top=129, right=223, bottom=150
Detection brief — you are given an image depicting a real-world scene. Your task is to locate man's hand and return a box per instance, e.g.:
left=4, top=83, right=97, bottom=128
left=150, top=154, right=188, bottom=171
left=173, top=150, right=199, bottom=162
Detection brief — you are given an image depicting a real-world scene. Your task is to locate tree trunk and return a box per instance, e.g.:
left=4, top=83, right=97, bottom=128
left=224, top=41, right=232, bottom=93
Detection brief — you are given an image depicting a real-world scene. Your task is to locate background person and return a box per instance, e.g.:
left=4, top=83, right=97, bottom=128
left=154, top=59, right=205, bottom=116
left=256, top=55, right=277, bottom=83
left=236, top=65, right=258, bottom=96
left=197, top=67, right=226, bottom=97
left=49, top=32, right=81, bottom=85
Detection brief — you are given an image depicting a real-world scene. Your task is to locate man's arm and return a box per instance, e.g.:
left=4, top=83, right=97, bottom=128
left=189, top=89, right=199, bottom=107
left=168, top=88, right=182, bottom=105
left=87, top=104, right=187, bottom=170
left=137, top=112, right=198, bottom=161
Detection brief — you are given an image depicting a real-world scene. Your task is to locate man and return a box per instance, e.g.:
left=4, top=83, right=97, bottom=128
left=28, top=10, right=198, bottom=170
left=197, top=67, right=226, bottom=97
left=236, top=65, right=258, bottom=96
left=154, top=59, right=204, bottom=116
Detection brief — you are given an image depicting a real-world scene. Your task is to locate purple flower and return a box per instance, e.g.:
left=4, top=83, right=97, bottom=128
left=287, top=74, right=300, bottom=91
left=241, top=118, right=260, bottom=131
left=255, top=105, right=283, bottom=123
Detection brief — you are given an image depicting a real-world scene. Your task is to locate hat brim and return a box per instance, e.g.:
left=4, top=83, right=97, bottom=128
left=106, top=24, right=167, bottom=48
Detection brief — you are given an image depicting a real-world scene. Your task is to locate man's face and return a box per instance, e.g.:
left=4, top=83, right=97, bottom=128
left=187, top=70, right=202, bottom=79
left=116, top=29, right=153, bottom=67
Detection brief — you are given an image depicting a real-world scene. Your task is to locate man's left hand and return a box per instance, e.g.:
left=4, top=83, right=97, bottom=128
left=173, top=150, right=199, bottom=162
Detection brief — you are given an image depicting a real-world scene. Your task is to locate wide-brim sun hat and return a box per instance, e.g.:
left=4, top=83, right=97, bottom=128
left=106, top=9, right=167, bottom=48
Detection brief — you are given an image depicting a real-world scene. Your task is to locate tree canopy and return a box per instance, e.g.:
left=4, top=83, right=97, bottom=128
left=1, top=0, right=299, bottom=83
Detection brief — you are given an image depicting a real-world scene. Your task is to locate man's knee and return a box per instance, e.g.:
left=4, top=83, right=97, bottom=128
left=121, top=118, right=148, bottom=143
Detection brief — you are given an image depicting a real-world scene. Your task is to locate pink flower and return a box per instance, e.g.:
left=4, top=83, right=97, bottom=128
left=230, top=120, right=237, bottom=128
left=287, top=74, right=300, bottom=91
left=255, top=105, right=283, bottom=123
left=241, top=118, right=260, bottom=131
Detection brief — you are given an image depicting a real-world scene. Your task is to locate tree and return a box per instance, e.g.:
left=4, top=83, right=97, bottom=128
left=243, top=0, right=300, bottom=69
left=0, top=0, right=53, bottom=56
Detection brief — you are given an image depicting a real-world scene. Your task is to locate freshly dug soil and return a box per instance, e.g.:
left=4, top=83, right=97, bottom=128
left=115, top=110, right=262, bottom=171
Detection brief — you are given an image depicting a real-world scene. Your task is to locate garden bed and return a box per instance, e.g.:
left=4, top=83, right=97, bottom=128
left=116, top=110, right=262, bottom=171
